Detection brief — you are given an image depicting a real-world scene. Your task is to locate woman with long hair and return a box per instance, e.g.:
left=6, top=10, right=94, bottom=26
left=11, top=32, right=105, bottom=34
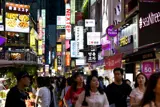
left=75, top=75, right=109, bottom=107
left=64, top=72, right=85, bottom=107
left=130, top=73, right=148, bottom=107
left=140, top=72, right=160, bottom=107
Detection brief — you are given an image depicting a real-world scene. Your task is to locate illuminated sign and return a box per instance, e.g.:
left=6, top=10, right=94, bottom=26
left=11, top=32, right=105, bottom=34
left=71, top=0, right=75, bottom=24
left=38, top=40, right=43, bottom=55
left=119, top=35, right=133, bottom=47
left=65, top=4, right=71, bottom=39
left=57, top=16, right=65, bottom=29
left=65, top=52, right=70, bottom=66
left=56, top=44, right=62, bottom=52
left=38, top=17, right=43, bottom=40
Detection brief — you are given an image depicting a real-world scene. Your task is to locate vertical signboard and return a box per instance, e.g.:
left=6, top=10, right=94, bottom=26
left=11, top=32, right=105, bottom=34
left=38, top=17, right=43, bottom=40
left=57, top=16, right=65, bottom=29
left=75, top=26, right=84, bottom=57
left=71, top=41, right=77, bottom=57
left=65, top=52, right=71, bottom=66
left=70, top=0, right=75, bottom=24
left=65, top=4, right=71, bottom=39
left=38, top=40, right=43, bottom=55
left=57, top=54, right=62, bottom=66
left=42, top=9, right=46, bottom=28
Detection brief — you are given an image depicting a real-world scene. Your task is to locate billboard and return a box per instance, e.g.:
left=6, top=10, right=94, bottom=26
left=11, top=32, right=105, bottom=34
left=5, top=2, right=30, bottom=33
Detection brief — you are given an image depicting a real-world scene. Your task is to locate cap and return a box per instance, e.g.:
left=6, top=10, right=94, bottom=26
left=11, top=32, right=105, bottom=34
left=15, top=71, right=30, bottom=81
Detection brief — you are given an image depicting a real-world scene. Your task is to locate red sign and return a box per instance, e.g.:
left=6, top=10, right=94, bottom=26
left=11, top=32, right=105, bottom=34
left=105, top=53, right=123, bottom=70
left=142, top=61, right=154, bottom=78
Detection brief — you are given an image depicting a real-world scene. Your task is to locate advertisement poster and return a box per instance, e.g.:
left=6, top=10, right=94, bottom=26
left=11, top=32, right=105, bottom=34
left=87, top=32, right=101, bottom=45
left=142, top=61, right=154, bottom=78
left=5, top=2, right=30, bottom=33
left=105, top=53, right=123, bottom=70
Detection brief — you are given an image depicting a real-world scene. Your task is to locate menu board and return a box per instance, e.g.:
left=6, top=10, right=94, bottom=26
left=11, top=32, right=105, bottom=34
left=5, top=2, right=30, bottom=33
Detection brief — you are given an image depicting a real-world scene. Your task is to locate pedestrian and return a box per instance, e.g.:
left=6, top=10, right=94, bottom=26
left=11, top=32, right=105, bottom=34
left=130, top=73, right=148, bottom=107
left=75, top=75, right=109, bottom=107
left=5, top=71, right=31, bottom=107
left=140, top=72, right=160, bottom=107
left=64, top=72, right=85, bottom=107
left=105, top=68, right=132, bottom=107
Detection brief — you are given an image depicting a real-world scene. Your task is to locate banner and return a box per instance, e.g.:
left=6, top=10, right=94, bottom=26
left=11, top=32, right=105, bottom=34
left=75, top=26, right=84, bottom=57
left=65, top=4, right=71, bottom=39
left=142, top=61, right=154, bottom=78
left=87, top=32, right=101, bottom=45
left=105, top=53, right=123, bottom=70
left=86, top=51, right=98, bottom=63
left=71, top=41, right=77, bottom=57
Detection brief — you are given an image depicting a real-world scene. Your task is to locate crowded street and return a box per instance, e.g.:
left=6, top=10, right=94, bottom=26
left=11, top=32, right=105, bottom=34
left=0, top=0, right=160, bottom=107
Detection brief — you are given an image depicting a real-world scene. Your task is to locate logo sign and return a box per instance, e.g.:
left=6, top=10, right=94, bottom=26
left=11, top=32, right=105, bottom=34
left=57, top=16, right=65, bottom=29
left=119, top=35, right=133, bottom=47
left=106, top=25, right=118, bottom=37
left=75, top=26, right=84, bottom=57
left=139, top=2, right=160, bottom=47
left=86, top=51, right=98, bottom=63
left=87, top=32, right=101, bottom=45
left=85, top=19, right=95, bottom=27
left=142, top=62, right=154, bottom=78
left=105, top=53, right=123, bottom=70
left=71, top=41, right=77, bottom=57
left=65, top=4, right=72, bottom=39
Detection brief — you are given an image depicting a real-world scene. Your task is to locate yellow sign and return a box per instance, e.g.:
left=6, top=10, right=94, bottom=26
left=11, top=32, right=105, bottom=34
left=38, top=40, right=43, bottom=55
left=56, top=44, right=62, bottom=52
left=54, top=58, right=57, bottom=71
left=119, top=36, right=132, bottom=47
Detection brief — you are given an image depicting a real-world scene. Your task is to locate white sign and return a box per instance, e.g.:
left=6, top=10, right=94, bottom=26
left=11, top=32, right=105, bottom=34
left=75, top=26, right=84, bottom=57
left=87, top=32, right=101, bottom=45
left=76, top=59, right=86, bottom=66
left=42, top=9, right=46, bottom=28
left=71, top=41, right=77, bottom=57
left=85, top=19, right=95, bottom=27
left=65, top=4, right=72, bottom=39
left=0, top=25, right=4, bottom=31
left=57, top=16, right=66, bottom=26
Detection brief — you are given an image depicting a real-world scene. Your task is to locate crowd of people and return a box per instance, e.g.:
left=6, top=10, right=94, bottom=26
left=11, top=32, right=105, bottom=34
left=3, top=67, right=160, bottom=107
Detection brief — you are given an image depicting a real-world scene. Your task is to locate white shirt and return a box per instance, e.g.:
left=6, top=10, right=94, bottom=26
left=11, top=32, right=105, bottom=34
left=130, top=87, right=144, bottom=103
left=36, top=87, right=51, bottom=107
left=75, top=91, right=109, bottom=107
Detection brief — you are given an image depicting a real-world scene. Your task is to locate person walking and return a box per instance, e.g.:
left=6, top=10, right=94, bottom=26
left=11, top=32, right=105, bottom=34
left=130, top=73, right=148, bottom=107
left=5, top=71, right=31, bottom=107
left=75, top=75, right=109, bottom=107
left=105, top=68, right=132, bottom=107
left=64, top=72, right=85, bottom=107
left=140, top=72, right=160, bottom=107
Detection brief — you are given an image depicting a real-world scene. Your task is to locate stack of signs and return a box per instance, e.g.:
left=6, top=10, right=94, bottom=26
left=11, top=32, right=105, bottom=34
left=86, top=51, right=98, bottom=63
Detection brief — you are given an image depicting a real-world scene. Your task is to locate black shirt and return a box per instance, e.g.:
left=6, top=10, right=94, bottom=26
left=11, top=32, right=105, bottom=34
left=105, top=82, right=132, bottom=107
left=5, top=86, right=29, bottom=107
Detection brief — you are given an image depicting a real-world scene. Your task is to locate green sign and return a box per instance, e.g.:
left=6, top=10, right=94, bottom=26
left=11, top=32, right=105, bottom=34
left=70, top=0, right=75, bottom=24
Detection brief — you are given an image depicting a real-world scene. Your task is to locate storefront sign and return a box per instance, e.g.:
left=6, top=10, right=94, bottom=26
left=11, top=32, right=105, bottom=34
left=5, top=2, right=30, bottom=33
left=106, top=25, right=118, bottom=37
left=71, top=41, right=77, bottom=57
left=119, top=35, right=133, bottom=47
left=65, top=4, right=72, bottom=39
left=70, top=0, right=75, bottom=24
left=86, top=51, right=98, bottom=63
left=65, top=52, right=70, bottom=66
left=75, top=26, right=84, bottom=57
left=139, top=2, right=160, bottom=47
left=142, top=61, right=154, bottom=78
left=105, top=53, right=123, bottom=70
left=57, top=16, right=65, bottom=29
left=87, top=32, right=101, bottom=45
left=85, top=19, right=95, bottom=27
left=125, top=51, right=156, bottom=63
